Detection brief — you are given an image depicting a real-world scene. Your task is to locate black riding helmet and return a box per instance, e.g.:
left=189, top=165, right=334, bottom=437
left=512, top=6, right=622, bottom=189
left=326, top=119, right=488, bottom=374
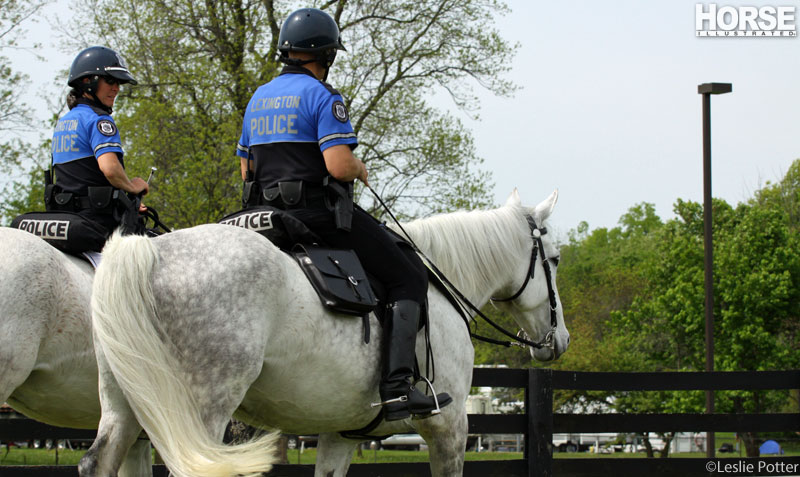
left=278, top=8, right=345, bottom=73
left=68, top=46, right=137, bottom=92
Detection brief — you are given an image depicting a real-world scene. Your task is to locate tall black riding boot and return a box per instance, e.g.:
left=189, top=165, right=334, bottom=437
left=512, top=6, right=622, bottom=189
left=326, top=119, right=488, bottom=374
left=378, top=300, right=452, bottom=421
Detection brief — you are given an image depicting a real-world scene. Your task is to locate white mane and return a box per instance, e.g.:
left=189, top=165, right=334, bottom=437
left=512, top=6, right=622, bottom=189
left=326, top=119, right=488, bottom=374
left=397, top=203, right=532, bottom=303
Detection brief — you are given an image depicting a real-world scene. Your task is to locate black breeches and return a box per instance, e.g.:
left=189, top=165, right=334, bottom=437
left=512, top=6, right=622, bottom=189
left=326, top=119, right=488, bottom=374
left=289, top=207, right=428, bottom=306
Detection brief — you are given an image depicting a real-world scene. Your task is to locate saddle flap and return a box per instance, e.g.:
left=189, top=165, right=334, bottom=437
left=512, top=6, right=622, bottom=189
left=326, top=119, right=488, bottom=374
left=293, top=244, right=377, bottom=315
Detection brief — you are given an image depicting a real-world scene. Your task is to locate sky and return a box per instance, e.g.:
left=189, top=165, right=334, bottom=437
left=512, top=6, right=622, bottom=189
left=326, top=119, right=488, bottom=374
left=5, top=0, right=800, bottom=239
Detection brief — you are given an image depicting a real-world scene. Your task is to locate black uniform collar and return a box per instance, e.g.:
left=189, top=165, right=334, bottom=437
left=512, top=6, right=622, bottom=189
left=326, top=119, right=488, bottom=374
left=76, top=97, right=113, bottom=115
left=279, top=65, right=319, bottom=80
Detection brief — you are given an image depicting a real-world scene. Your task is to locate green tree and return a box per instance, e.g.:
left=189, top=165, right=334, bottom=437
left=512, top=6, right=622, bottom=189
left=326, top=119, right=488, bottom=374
left=67, top=0, right=515, bottom=227
left=0, top=0, right=50, bottom=224
left=611, top=172, right=800, bottom=456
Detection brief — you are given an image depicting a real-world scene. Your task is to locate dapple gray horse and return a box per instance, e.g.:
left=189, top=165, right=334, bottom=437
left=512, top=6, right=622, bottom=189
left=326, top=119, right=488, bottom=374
left=0, top=227, right=151, bottom=476
left=82, top=189, right=569, bottom=477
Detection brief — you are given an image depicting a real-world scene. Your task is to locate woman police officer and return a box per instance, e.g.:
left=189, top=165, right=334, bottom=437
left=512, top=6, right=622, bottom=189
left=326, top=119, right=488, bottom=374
left=236, top=8, right=451, bottom=421
left=50, top=46, right=148, bottom=236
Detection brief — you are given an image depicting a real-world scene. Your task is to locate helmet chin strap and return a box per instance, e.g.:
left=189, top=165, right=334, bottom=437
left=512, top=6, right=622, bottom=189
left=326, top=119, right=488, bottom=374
left=280, top=50, right=336, bottom=81
left=79, top=77, right=113, bottom=114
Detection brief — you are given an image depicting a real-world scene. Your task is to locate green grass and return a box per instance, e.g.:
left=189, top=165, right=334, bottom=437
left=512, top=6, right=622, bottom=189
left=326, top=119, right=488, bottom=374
left=3, top=439, right=797, bottom=467
left=0, top=447, right=521, bottom=466
left=0, top=447, right=86, bottom=466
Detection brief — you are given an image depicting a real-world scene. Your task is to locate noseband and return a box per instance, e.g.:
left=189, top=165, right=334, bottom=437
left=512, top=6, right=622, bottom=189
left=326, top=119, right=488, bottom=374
left=490, top=215, right=559, bottom=350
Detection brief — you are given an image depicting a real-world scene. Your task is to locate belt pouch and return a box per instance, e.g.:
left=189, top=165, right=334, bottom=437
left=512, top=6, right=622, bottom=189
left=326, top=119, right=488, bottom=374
left=87, top=186, right=113, bottom=212
left=263, top=187, right=280, bottom=202
left=278, top=181, right=304, bottom=206
left=54, top=192, right=74, bottom=211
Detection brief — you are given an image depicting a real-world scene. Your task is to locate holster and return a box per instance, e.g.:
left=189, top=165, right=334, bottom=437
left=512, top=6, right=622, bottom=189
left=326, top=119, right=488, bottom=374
left=242, top=180, right=260, bottom=208
left=44, top=169, right=55, bottom=211
left=44, top=184, right=57, bottom=211
left=323, top=177, right=353, bottom=232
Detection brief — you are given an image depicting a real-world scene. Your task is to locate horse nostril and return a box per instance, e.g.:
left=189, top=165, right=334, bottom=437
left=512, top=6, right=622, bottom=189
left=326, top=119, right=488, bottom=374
left=567, top=336, right=571, bottom=345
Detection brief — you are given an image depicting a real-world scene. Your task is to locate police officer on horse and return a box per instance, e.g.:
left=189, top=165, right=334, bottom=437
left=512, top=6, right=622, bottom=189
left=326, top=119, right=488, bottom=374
left=236, top=8, right=452, bottom=421
left=50, top=46, right=148, bottom=236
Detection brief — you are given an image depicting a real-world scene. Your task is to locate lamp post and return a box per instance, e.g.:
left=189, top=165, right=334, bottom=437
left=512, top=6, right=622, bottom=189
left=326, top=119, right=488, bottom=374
left=697, top=82, right=732, bottom=459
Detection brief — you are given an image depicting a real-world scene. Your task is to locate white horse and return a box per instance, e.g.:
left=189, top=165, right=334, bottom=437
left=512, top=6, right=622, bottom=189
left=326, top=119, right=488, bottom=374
left=0, top=227, right=152, bottom=475
left=82, top=189, right=569, bottom=477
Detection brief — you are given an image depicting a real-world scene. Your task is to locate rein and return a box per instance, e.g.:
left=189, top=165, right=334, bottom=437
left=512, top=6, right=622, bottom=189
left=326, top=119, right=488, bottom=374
left=367, top=186, right=557, bottom=350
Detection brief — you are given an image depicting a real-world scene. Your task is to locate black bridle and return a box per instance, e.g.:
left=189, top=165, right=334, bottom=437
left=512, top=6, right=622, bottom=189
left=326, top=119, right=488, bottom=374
left=488, top=215, right=560, bottom=350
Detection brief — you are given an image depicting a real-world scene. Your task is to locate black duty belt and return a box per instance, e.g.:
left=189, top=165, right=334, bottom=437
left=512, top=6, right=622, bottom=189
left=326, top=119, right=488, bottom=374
left=50, top=187, right=117, bottom=214
left=262, top=181, right=327, bottom=210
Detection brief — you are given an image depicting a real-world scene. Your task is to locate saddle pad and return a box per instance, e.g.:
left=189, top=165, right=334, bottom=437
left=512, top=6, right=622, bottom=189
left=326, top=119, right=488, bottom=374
left=81, top=251, right=102, bottom=269
left=293, top=244, right=378, bottom=315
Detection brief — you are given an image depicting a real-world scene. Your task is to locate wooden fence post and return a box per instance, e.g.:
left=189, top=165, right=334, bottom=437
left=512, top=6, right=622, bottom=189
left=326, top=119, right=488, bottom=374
left=528, top=368, right=553, bottom=477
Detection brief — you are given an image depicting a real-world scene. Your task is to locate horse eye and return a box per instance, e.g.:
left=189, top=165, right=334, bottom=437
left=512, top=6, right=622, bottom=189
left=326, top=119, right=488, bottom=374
left=551, top=257, right=560, bottom=267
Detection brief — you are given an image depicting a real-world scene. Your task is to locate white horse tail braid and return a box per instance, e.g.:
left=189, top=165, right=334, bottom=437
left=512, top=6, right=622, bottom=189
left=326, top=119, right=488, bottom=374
left=92, top=232, right=278, bottom=477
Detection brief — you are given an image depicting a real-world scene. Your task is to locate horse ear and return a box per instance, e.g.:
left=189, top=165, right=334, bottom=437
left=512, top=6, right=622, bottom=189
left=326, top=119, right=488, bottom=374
left=533, top=189, right=558, bottom=221
left=505, top=188, right=522, bottom=207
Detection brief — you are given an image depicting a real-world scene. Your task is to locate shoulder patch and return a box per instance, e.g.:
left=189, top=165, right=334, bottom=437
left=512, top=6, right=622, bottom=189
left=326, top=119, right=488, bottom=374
left=331, top=101, right=349, bottom=123
left=97, top=119, right=117, bottom=137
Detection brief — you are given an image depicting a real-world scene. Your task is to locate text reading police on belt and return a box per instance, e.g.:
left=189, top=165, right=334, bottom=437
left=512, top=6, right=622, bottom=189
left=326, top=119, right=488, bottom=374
left=49, top=46, right=150, bottom=236
left=236, top=8, right=452, bottom=421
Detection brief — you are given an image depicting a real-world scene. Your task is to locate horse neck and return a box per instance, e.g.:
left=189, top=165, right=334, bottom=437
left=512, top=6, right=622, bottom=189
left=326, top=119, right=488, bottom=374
left=399, top=206, right=530, bottom=305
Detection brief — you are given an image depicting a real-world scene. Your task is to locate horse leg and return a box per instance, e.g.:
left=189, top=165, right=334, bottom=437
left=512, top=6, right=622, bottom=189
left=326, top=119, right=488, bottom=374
left=118, top=439, right=152, bottom=477
left=0, top=341, right=36, bottom=407
left=416, top=408, right=468, bottom=477
left=315, top=432, right=360, bottom=477
left=79, top=346, right=147, bottom=477
left=0, top=309, right=42, bottom=407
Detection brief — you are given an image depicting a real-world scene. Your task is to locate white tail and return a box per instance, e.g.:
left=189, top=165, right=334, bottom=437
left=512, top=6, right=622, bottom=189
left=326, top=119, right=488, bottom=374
left=92, top=233, right=278, bottom=477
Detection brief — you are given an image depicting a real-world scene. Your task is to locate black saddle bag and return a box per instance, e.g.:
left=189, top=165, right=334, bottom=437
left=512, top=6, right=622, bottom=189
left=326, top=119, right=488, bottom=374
left=293, top=244, right=378, bottom=315
left=11, top=211, right=109, bottom=254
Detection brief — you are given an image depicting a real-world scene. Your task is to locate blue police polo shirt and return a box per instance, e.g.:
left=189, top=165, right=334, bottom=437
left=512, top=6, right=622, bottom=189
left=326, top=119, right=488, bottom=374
left=237, top=66, right=358, bottom=189
left=51, top=101, right=124, bottom=195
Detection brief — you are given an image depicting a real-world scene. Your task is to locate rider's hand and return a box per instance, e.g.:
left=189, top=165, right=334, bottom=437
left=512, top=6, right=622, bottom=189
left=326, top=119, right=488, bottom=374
left=138, top=203, right=148, bottom=213
left=130, top=177, right=150, bottom=196
left=357, top=160, right=369, bottom=187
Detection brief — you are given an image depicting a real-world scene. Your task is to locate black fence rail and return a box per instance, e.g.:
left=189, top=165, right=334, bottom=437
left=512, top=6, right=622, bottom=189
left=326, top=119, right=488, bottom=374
left=2, top=368, right=799, bottom=476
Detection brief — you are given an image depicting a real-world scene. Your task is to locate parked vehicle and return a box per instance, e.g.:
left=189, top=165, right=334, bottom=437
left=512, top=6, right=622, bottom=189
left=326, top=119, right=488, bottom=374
left=380, top=434, right=426, bottom=451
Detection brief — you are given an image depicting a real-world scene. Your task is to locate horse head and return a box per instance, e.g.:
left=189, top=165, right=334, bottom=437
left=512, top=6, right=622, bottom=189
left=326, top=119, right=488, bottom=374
left=490, top=189, right=570, bottom=362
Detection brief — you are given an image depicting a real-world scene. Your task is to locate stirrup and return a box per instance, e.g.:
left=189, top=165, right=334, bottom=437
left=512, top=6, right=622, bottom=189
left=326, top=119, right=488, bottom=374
left=411, top=376, right=442, bottom=418
left=371, top=395, right=407, bottom=408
